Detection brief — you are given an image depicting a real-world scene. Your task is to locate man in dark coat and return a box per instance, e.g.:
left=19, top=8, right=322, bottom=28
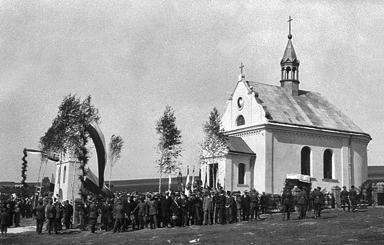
left=349, top=186, right=358, bottom=212
left=312, top=187, right=324, bottom=219
left=297, top=187, right=307, bottom=219
left=217, top=191, right=226, bottom=225
left=241, top=191, right=250, bottom=221
left=249, top=190, right=259, bottom=221
left=281, top=188, right=293, bottom=220
left=160, top=193, right=171, bottom=228
left=34, top=199, right=45, bottom=234
left=203, top=192, right=213, bottom=225
left=88, top=200, right=98, bottom=233
left=62, top=200, right=73, bottom=230
left=225, top=191, right=235, bottom=224
left=45, top=199, right=56, bottom=235
left=113, top=199, right=125, bottom=232
left=340, top=186, right=350, bottom=212
left=179, top=194, right=189, bottom=227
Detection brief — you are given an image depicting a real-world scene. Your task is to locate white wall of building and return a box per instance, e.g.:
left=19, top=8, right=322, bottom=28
left=53, top=160, right=81, bottom=203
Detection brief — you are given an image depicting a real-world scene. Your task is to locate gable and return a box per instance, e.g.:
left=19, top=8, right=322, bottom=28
left=221, top=80, right=267, bottom=131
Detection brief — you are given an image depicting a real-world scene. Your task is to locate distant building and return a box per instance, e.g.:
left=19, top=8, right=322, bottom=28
left=201, top=20, right=371, bottom=194
left=368, top=166, right=384, bottom=181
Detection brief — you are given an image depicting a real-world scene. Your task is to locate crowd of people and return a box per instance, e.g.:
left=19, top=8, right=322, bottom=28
left=0, top=184, right=367, bottom=238
left=0, top=194, right=34, bottom=238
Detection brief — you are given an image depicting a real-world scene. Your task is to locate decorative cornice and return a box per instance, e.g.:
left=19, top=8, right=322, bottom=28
left=224, top=121, right=371, bottom=143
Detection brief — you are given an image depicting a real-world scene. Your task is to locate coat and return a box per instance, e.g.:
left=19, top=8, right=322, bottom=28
left=34, top=204, right=45, bottom=220
left=113, top=204, right=124, bottom=219
left=45, top=204, right=56, bottom=219
left=203, top=196, right=213, bottom=211
left=147, top=200, right=158, bottom=216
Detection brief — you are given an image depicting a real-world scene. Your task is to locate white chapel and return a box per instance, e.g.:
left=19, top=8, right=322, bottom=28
left=201, top=22, right=371, bottom=194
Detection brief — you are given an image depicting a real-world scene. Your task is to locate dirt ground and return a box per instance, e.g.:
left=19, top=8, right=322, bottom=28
left=3, top=208, right=384, bottom=245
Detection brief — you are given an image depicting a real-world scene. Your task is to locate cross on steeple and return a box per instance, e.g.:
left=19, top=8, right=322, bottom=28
left=288, top=16, right=293, bottom=39
left=239, top=62, right=245, bottom=79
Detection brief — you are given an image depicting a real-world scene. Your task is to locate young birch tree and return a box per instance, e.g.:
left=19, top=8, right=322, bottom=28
left=108, top=134, right=124, bottom=188
left=200, top=107, right=228, bottom=188
left=156, top=106, right=182, bottom=193
left=40, top=94, right=100, bottom=189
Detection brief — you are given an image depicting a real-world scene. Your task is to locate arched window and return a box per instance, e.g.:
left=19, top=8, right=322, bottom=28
left=323, top=149, right=333, bottom=179
left=57, top=166, right=61, bottom=184
left=301, top=146, right=311, bottom=176
left=63, top=166, right=67, bottom=184
left=236, top=115, right=245, bottom=126
left=238, top=163, right=245, bottom=184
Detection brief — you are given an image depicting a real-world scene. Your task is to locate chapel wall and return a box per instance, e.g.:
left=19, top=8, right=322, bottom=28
left=351, top=139, right=369, bottom=188
left=229, top=129, right=266, bottom=192
left=226, top=154, right=253, bottom=192
left=272, top=129, right=347, bottom=193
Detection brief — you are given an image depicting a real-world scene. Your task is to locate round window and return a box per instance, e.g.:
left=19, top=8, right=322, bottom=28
left=237, top=97, right=244, bottom=109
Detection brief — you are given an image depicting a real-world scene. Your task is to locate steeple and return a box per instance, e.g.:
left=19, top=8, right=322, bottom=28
left=280, top=16, right=300, bottom=96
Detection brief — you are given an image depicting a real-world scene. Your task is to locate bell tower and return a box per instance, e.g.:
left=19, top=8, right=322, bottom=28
left=280, top=16, right=300, bottom=96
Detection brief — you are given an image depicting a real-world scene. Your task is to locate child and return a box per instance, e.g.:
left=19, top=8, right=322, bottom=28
left=1, top=207, right=8, bottom=239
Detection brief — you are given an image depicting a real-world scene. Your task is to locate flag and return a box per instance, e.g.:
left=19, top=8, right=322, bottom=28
left=191, top=166, right=195, bottom=192
left=185, top=166, right=190, bottom=196
left=204, top=165, right=207, bottom=188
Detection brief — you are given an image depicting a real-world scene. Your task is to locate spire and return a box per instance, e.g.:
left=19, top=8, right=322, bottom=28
left=280, top=16, right=300, bottom=96
left=281, top=16, right=298, bottom=64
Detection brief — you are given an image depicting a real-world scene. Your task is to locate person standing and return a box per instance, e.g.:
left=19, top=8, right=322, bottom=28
left=217, top=191, right=226, bottom=225
left=340, top=186, right=350, bottom=212
left=241, top=191, right=250, bottom=221
left=297, top=187, right=307, bottom=220
left=147, top=196, right=158, bottom=229
left=34, top=199, right=45, bottom=234
left=13, top=203, right=21, bottom=228
left=1, top=207, right=8, bottom=239
left=113, top=199, right=124, bottom=232
left=225, top=191, right=234, bottom=224
left=88, top=200, right=98, bottom=233
left=349, top=186, right=358, bottom=212
left=203, top=192, right=213, bottom=225
left=160, top=193, right=171, bottom=228
left=45, top=199, right=56, bottom=235
left=62, top=200, right=73, bottom=230
left=260, top=192, right=267, bottom=216
left=281, top=188, right=293, bottom=220
left=312, top=187, right=324, bottom=219
left=235, top=193, right=242, bottom=222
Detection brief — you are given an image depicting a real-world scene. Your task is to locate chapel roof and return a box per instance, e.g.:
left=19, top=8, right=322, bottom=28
left=246, top=81, right=367, bottom=135
left=228, top=136, right=255, bottom=155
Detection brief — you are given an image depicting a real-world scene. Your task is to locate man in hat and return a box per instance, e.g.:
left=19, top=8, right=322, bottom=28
left=34, top=198, right=45, bottom=234
left=88, top=199, right=98, bottom=233
left=225, top=191, right=235, bottom=224
left=203, top=192, right=213, bottom=225
left=312, top=187, right=324, bottom=219
left=113, top=199, right=124, bottom=232
left=340, top=186, right=350, bottom=212
left=349, top=186, right=358, bottom=212
left=241, top=191, right=250, bottom=221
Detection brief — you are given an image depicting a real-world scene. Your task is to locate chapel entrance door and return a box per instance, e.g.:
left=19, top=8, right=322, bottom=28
left=209, top=163, right=218, bottom=188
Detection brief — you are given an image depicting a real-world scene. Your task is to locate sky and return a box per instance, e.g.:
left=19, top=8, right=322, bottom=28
left=1, top=0, right=384, bottom=183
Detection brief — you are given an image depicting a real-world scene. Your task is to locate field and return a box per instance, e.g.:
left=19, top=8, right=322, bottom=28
left=3, top=207, right=384, bottom=245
